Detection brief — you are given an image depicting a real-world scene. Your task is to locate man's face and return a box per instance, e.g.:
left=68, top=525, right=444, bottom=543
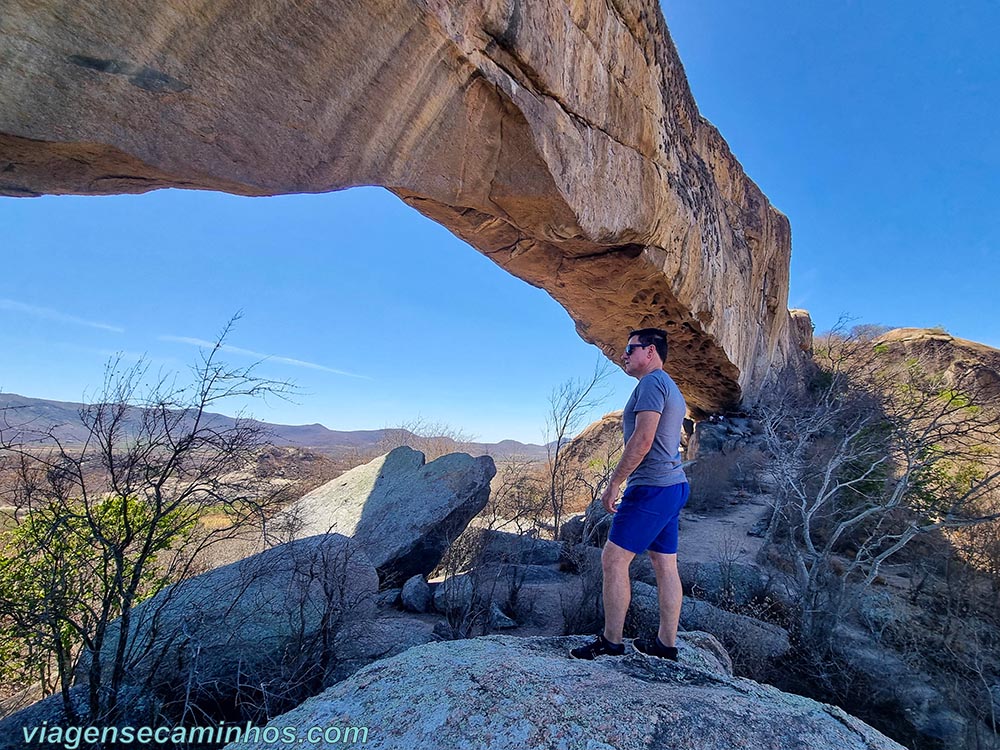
left=622, top=335, right=651, bottom=376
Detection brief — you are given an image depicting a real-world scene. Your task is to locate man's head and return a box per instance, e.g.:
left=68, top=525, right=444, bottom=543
left=622, top=327, right=668, bottom=377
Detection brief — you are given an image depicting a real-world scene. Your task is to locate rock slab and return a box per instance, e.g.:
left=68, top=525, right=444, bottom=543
left=221, top=635, right=905, bottom=750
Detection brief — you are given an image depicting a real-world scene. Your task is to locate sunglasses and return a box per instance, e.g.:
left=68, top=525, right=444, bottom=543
left=624, top=343, right=652, bottom=355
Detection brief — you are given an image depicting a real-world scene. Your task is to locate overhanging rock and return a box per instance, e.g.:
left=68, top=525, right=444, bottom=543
left=0, top=0, right=805, bottom=413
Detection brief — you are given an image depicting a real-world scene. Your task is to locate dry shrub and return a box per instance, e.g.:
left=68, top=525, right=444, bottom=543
left=559, top=548, right=603, bottom=635
left=687, top=443, right=769, bottom=514
left=687, top=451, right=741, bottom=512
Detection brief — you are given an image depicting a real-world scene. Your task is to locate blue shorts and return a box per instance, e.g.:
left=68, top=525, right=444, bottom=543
left=608, top=482, right=689, bottom=555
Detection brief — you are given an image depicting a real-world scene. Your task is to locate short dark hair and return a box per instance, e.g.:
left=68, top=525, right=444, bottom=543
left=628, top=327, right=668, bottom=361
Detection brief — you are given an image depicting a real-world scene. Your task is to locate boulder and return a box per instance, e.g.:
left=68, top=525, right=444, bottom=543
left=400, top=575, right=432, bottom=613
left=679, top=597, right=790, bottom=665
left=689, top=422, right=731, bottom=456
left=478, top=529, right=562, bottom=566
left=432, top=566, right=592, bottom=637
left=581, top=498, right=613, bottom=547
left=626, top=579, right=662, bottom=636
left=76, top=534, right=377, bottom=714
left=727, top=417, right=753, bottom=433
left=687, top=415, right=770, bottom=459
left=278, top=446, right=495, bottom=583
left=376, top=588, right=402, bottom=608
left=330, top=617, right=439, bottom=684
left=626, top=583, right=789, bottom=676
left=478, top=563, right=568, bottom=585
left=570, top=543, right=659, bottom=588
left=557, top=515, right=585, bottom=544
left=569, top=543, right=769, bottom=610
left=221, top=636, right=905, bottom=750
left=488, top=603, right=517, bottom=630
left=432, top=565, right=572, bottom=617
left=685, top=561, right=766, bottom=607
left=832, top=625, right=970, bottom=749
left=514, top=578, right=590, bottom=636
left=672, top=631, right=735, bottom=677
left=432, top=574, right=477, bottom=618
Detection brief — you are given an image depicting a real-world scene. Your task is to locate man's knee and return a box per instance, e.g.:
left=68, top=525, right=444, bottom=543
left=648, top=551, right=679, bottom=575
left=602, top=540, right=635, bottom=572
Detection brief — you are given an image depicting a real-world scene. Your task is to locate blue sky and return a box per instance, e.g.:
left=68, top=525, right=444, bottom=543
left=2, top=1, right=998, bottom=444
left=664, top=0, right=1000, bottom=342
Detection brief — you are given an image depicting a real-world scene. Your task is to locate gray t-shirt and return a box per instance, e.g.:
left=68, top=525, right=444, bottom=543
left=622, top=369, right=687, bottom=487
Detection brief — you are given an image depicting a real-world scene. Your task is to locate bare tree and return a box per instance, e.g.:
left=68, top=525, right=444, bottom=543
left=577, top=440, right=623, bottom=547
left=544, top=360, right=612, bottom=538
left=484, top=455, right=546, bottom=535
left=758, top=325, right=1000, bottom=646
left=577, top=440, right=624, bottom=511
left=0, top=320, right=294, bottom=726
left=375, top=417, right=477, bottom=461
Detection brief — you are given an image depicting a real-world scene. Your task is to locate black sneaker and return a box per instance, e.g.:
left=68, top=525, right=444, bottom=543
left=633, top=636, right=678, bottom=661
left=570, top=634, right=625, bottom=660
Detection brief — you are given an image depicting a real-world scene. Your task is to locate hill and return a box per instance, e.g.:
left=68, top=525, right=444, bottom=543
left=874, top=327, right=1000, bottom=401
left=0, top=393, right=549, bottom=461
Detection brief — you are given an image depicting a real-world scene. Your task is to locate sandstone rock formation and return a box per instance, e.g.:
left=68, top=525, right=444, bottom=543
left=221, top=635, right=905, bottom=750
left=276, top=446, right=495, bottom=583
left=790, top=308, right=815, bottom=354
left=555, top=409, right=627, bottom=514
left=0, top=0, right=805, bottom=414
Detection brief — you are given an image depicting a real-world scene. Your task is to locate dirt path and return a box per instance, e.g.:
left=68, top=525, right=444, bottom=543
left=677, top=493, right=773, bottom=567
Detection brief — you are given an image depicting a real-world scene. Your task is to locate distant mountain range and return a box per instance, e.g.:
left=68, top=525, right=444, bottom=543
left=0, top=393, right=551, bottom=461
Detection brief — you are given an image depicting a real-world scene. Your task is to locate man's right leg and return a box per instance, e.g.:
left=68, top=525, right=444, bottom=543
left=569, top=539, right=635, bottom=659
left=648, top=550, right=683, bottom=647
left=601, top=539, right=636, bottom=644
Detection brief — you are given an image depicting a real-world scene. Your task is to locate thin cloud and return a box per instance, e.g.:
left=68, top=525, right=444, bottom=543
left=0, top=298, right=124, bottom=333
left=160, top=335, right=370, bottom=379
left=46, top=342, right=182, bottom=372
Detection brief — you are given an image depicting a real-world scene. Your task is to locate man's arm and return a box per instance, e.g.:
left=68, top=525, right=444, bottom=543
left=601, top=410, right=661, bottom=514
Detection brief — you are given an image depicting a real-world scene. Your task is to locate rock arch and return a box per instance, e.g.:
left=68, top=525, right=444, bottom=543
left=0, top=0, right=805, bottom=415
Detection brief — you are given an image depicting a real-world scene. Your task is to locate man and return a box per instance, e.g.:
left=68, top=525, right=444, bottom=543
left=570, top=327, right=689, bottom=660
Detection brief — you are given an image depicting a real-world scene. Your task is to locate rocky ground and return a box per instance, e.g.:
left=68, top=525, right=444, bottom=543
left=222, top=635, right=904, bottom=750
